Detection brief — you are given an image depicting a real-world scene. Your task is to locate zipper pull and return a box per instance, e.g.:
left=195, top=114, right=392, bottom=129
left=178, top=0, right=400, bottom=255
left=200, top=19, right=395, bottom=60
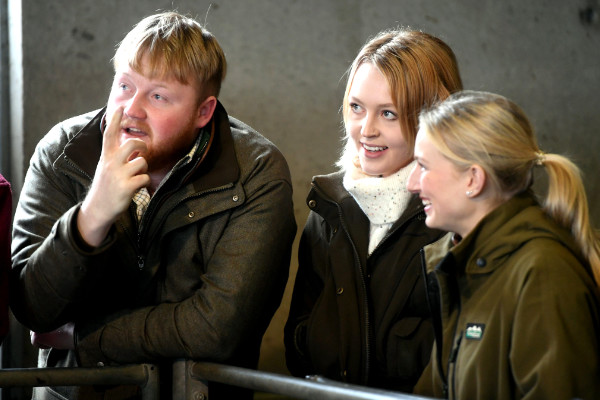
left=138, top=255, right=145, bottom=270
left=450, top=332, right=463, bottom=362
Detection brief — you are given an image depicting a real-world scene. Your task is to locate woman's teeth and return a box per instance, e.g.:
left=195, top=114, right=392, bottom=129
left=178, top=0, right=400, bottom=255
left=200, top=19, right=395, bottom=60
left=363, top=144, right=387, bottom=151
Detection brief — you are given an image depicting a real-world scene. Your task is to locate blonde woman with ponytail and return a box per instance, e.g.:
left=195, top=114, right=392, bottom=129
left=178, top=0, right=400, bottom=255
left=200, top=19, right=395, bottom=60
left=408, top=90, right=600, bottom=399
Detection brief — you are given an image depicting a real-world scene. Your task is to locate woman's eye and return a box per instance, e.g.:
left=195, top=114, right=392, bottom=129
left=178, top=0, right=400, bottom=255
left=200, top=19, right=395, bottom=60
left=383, top=110, right=397, bottom=119
left=350, top=103, right=362, bottom=112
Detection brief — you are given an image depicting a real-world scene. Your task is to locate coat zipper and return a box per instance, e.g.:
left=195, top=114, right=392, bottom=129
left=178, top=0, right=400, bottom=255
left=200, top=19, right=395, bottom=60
left=447, top=270, right=463, bottom=399
left=421, top=249, right=449, bottom=397
left=448, top=331, right=463, bottom=399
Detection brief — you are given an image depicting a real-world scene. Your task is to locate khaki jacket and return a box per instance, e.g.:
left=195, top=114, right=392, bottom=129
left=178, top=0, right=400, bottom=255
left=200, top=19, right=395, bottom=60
left=415, top=193, right=600, bottom=400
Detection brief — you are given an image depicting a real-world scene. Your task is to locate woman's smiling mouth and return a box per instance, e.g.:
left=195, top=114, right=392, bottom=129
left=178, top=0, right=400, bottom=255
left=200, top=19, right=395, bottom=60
left=362, top=143, right=388, bottom=152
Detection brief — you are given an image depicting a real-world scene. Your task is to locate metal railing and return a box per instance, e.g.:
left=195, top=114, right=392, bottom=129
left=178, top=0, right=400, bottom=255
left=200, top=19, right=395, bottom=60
left=0, top=364, right=159, bottom=400
left=177, top=360, right=434, bottom=400
left=0, top=361, right=434, bottom=400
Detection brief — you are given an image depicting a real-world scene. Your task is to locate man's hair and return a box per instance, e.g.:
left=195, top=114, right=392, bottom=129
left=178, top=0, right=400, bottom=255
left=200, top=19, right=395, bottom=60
left=338, top=29, right=462, bottom=169
left=113, top=11, right=227, bottom=99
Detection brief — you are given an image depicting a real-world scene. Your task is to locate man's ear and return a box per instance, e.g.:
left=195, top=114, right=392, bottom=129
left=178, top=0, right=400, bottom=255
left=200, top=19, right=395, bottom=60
left=466, top=164, right=487, bottom=197
left=196, top=96, right=217, bottom=128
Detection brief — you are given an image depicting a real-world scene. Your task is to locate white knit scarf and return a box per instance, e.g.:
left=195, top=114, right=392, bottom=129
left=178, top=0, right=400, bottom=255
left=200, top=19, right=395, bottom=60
left=343, top=160, right=416, bottom=255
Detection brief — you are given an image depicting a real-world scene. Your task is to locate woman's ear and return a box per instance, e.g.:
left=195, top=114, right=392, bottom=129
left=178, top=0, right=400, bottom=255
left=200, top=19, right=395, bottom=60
left=196, top=96, right=218, bottom=128
left=466, top=164, right=487, bottom=197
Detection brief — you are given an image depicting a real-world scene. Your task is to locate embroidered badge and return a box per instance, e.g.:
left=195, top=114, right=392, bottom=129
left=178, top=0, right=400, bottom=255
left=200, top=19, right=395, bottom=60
left=465, top=323, right=485, bottom=340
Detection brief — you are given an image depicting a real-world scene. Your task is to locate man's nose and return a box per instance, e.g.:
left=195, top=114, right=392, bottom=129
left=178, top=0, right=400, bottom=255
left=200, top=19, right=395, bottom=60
left=124, top=93, right=146, bottom=119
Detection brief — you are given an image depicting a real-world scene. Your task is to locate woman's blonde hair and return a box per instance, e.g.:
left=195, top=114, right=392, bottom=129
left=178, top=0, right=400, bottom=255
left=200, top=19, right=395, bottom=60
left=420, top=90, right=600, bottom=286
left=338, top=29, right=463, bottom=169
left=113, top=11, right=226, bottom=101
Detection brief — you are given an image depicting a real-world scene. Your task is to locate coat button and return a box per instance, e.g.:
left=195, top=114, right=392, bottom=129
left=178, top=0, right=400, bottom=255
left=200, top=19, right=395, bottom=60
left=232, top=195, right=239, bottom=202
left=336, top=287, right=344, bottom=295
left=188, top=212, right=195, bottom=218
left=308, top=199, right=316, bottom=208
left=476, top=258, right=487, bottom=267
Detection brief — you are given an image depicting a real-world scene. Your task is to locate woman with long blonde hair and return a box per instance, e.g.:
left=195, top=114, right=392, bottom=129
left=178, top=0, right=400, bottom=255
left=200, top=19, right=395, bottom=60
left=409, top=90, right=600, bottom=399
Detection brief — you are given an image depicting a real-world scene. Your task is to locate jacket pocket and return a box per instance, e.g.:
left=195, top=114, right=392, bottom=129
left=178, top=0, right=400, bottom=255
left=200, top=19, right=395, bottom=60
left=387, top=317, right=434, bottom=381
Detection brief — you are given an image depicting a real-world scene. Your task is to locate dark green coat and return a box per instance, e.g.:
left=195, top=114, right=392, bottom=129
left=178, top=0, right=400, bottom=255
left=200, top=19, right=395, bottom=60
left=415, top=193, right=600, bottom=399
left=11, top=103, right=297, bottom=399
left=284, top=171, right=445, bottom=392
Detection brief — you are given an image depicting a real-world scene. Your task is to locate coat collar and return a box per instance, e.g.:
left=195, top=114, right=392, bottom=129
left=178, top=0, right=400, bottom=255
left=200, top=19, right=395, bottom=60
left=308, top=170, right=431, bottom=257
left=310, top=170, right=424, bottom=221
left=424, top=192, right=583, bottom=276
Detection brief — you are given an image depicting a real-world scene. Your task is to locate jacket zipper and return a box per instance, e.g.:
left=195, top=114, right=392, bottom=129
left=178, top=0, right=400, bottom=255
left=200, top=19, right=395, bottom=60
left=448, top=331, right=463, bottom=399
left=447, top=270, right=463, bottom=400
left=420, top=249, right=449, bottom=397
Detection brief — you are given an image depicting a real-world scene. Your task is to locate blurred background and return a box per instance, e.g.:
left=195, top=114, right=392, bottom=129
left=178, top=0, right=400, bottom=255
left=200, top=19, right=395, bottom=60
left=1, top=0, right=599, bottom=398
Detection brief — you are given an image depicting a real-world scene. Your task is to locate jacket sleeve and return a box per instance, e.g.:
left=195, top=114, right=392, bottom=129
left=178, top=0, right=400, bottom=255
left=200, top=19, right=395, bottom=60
left=10, top=122, right=114, bottom=333
left=510, top=251, right=600, bottom=399
left=284, top=210, right=328, bottom=377
left=75, top=153, right=297, bottom=366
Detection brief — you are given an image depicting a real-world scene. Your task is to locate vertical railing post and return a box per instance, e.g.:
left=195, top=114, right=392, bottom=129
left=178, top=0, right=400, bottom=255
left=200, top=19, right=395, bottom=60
left=140, top=364, right=160, bottom=400
left=172, top=359, right=209, bottom=400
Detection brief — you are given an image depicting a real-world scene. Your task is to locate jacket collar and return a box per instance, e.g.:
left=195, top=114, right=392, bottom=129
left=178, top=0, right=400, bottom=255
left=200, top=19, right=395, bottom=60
left=309, top=170, right=430, bottom=257
left=63, top=101, right=240, bottom=192
left=425, top=192, right=583, bottom=276
left=310, top=170, right=425, bottom=225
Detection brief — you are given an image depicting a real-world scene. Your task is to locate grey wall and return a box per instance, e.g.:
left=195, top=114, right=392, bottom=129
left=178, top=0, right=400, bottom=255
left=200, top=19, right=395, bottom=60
left=6, top=0, right=600, bottom=380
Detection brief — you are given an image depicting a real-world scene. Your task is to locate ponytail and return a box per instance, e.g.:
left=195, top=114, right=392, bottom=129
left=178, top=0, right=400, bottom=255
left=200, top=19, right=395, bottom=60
left=542, top=153, right=600, bottom=286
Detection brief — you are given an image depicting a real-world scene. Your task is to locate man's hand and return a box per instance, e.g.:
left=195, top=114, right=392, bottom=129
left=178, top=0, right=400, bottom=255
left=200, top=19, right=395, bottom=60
left=30, top=323, right=75, bottom=350
left=77, top=107, right=150, bottom=247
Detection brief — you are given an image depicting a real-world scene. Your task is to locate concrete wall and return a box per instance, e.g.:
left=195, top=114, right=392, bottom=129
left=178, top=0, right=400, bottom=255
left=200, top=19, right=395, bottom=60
left=6, top=0, right=600, bottom=384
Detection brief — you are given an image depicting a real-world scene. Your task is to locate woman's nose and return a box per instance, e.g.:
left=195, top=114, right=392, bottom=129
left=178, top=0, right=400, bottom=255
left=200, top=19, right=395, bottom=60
left=406, top=164, right=421, bottom=193
left=361, top=114, right=379, bottom=137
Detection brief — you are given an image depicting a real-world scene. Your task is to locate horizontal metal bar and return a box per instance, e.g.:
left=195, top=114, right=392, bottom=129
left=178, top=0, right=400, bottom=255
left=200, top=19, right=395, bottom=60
left=190, top=361, right=433, bottom=400
left=0, top=364, right=155, bottom=388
